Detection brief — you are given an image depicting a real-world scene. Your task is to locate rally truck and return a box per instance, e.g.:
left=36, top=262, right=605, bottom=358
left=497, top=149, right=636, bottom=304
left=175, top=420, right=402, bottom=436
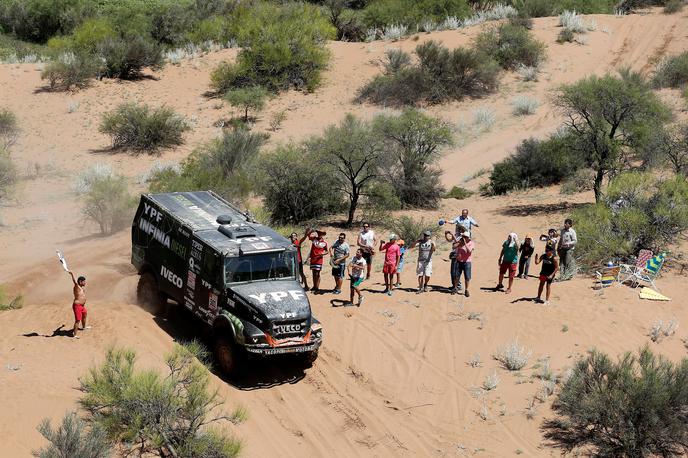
left=131, top=191, right=322, bottom=375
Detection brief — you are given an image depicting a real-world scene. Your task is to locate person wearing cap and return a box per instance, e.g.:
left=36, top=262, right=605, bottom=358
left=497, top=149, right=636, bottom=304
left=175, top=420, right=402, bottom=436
left=451, top=231, right=474, bottom=297
left=394, top=239, right=406, bottom=288
left=329, top=232, right=350, bottom=295
left=497, top=232, right=519, bottom=294
left=412, top=230, right=436, bottom=293
left=518, top=234, right=535, bottom=279
left=308, top=229, right=328, bottom=293
left=379, top=234, right=401, bottom=296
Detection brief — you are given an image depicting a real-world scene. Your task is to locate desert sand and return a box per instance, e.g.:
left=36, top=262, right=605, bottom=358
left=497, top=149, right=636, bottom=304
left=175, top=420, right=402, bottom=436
left=1, top=10, right=688, bottom=457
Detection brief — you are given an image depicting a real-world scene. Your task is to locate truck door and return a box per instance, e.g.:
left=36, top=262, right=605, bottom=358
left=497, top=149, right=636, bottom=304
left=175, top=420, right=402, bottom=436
left=195, top=242, right=223, bottom=323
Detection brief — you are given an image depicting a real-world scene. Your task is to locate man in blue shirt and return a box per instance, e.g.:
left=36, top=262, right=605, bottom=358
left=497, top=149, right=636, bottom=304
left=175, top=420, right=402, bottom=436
left=449, top=209, right=479, bottom=237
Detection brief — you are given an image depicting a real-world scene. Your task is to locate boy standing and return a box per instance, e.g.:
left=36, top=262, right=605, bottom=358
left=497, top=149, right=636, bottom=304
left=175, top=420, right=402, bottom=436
left=348, top=249, right=367, bottom=306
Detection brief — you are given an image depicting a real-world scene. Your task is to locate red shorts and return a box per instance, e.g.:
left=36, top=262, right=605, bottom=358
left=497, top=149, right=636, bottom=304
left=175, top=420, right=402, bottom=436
left=383, top=262, right=397, bottom=274
left=499, top=262, right=517, bottom=279
left=73, top=302, right=87, bottom=322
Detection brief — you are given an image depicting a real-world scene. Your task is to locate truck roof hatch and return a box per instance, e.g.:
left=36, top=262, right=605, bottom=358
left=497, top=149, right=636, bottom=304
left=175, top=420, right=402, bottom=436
left=218, top=225, right=256, bottom=239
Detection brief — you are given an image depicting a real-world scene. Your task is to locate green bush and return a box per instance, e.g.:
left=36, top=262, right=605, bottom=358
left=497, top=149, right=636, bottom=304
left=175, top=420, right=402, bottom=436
left=445, top=186, right=473, bottom=199
left=362, top=0, right=472, bottom=29
left=0, top=0, right=88, bottom=43
left=40, top=53, right=97, bottom=91
left=0, top=284, right=23, bottom=311
left=80, top=172, right=136, bottom=235
left=571, top=172, right=688, bottom=267
left=259, top=144, right=344, bottom=224
left=100, top=103, right=188, bottom=153
left=149, top=128, right=267, bottom=203
left=357, top=41, right=500, bottom=106
left=486, top=134, right=584, bottom=195
left=475, top=23, right=546, bottom=70
left=0, top=145, right=17, bottom=201
left=210, top=3, right=334, bottom=94
left=511, top=0, right=618, bottom=16
left=98, top=36, right=163, bottom=79
left=79, top=344, right=244, bottom=457
left=664, top=0, right=684, bottom=13
left=542, top=346, right=688, bottom=457
left=391, top=215, right=438, bottom=244
left=556, top=28, right=575, bottom=43
left=373, top=108, right=453, bottom=207
left=33, top=412, right=112, bottom=458
left=224, top=86, right=269, bottom=122
left=0, top=108, right=18, bottom=147
left=652, top=51, right=688, bottom=89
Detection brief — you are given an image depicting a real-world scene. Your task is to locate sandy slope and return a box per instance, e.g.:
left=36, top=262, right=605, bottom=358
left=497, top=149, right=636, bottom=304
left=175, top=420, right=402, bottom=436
left=1, top=9, right=688, bottom=457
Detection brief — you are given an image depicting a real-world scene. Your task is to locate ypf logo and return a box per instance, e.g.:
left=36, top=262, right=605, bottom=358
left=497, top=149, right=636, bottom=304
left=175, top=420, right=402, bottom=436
left=248, top=290, right=304, bottom=304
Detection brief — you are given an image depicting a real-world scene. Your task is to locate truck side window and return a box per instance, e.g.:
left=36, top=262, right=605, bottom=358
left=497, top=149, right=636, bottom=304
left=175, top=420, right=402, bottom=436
left=202, top=248, right=220, bottom=285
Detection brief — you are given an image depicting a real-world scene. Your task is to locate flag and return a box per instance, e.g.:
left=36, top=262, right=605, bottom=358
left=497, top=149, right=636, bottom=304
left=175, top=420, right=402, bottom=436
left=56, top=250, right=69, bottom=272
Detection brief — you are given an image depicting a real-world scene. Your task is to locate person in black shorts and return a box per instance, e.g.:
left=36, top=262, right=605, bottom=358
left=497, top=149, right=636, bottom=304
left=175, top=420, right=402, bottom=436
left=534, top=245, right=559, bottom=305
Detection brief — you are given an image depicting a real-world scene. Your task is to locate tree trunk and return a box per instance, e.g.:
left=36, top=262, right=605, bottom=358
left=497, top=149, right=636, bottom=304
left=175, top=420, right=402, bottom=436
left=346, top=191, right=359, bottom=227
left=593, top=168, right=605, bottom=203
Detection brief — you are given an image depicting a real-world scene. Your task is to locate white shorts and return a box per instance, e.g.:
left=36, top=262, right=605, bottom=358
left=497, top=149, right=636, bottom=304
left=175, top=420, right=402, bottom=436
left=416, top=260, right=433, bottom=277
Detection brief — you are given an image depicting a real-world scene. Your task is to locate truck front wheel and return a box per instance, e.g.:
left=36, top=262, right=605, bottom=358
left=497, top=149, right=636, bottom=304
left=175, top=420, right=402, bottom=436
left=301, top=349, right=319, bottom=368
left=136, top=272, right=166, bottom=316
left=215, top=337, right=242, bottom=376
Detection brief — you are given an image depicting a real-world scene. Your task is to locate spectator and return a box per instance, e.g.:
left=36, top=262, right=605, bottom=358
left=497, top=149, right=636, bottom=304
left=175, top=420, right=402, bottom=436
left=308, top=230, right=328, bottom=293
left=357, top=222, right=376, bottom=280
left=557, top=218, right=577, bottom=281
left=539, top=228, right=559, bottom=253
left=290, top=231, right=310, bottom=291
left=518, top=234, right=535, bottom=279
left=446, top=208, right=479, bottom=237
left=348, top=248, right=367, bottom=306
left=379, top=234, right=401, bottom=296
left=329, top=232, right=350, bottom=295
left=445, top=231, right=462, bottom=291
left=412, top=230, right=436, bottom=293
left=451, top=232, right=474, bottom=297
left=497, top=232, right=519, bottom=294
left=535, top=245, right=559, bottom=305
left=394, top=239, right=406, bottom=288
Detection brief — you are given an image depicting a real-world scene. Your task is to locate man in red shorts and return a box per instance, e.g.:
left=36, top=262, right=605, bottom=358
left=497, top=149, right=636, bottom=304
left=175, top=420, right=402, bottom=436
left=68, top=270, right=88, bottom=339
left=379, top=233, right=400, bottom=296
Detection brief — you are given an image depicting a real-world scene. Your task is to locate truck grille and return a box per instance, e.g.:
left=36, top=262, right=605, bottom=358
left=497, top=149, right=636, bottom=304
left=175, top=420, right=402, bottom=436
left=272, top=320, right=307, bottom=339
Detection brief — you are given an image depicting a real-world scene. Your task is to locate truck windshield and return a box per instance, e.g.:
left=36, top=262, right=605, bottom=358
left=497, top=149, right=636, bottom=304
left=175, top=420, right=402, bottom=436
left=224, top=251, right=296, bottom=284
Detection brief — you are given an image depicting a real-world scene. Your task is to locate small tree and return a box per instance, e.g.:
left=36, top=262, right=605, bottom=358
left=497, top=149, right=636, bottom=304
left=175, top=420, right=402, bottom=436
left=79, top=343, right=244, bottom=458
left=373, top=108, right=453, bottom=207
left=33, top=412, right=112, bottom=458
left=259, top=144, right=343, bottom=224
left=76, top=167, right=136, bottom=235
left=0, top=146, right=18, bottom=201
left=224, top=86, right=268, bottom=122
left=308, top=114, right=383, bottom=226
left=554, top=72, right=671, bottom=202
left=542, top=346, right=688, bottom=457
left=0, top=109, right=19, bottom=148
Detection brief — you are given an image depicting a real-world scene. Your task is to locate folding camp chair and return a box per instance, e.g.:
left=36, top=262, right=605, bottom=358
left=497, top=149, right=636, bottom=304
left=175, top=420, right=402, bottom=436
left=595, top=265, right=621, bottom=293
left=621, top=253, right=666, bottom=291
left=619, top=249, right=652, bottom=284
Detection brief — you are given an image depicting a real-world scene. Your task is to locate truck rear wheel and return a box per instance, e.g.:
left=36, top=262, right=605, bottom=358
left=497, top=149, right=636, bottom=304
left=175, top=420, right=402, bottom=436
left=215, top=337, right=242, bottom=376
left=136, top=272, right=166, bottom=316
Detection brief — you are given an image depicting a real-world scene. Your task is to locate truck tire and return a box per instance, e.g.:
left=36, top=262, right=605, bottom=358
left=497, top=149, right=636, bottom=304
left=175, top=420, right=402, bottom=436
left=300, top=349, right=319, bottom=368
left=136, top=272, right=166, bottom=316
left=215, top=337, right=243, bottom=376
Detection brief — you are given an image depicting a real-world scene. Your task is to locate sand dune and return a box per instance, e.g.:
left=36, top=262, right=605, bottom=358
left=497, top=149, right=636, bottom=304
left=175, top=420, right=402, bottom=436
left=1, top=10, right=688, bottom=457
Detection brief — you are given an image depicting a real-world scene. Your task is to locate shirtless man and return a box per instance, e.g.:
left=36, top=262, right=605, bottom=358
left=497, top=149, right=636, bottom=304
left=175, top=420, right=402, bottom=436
left=68, top=271, right=88, bottom=338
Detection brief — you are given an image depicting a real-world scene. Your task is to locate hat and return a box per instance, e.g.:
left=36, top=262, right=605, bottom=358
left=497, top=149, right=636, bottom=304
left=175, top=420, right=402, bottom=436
left=423, top=230, right=431, bottom=236
left=389, top=233, right=397, bottom=240
left=397, top=239, right=405, bottom=246
left=316, top=230, right=326, bottom=236
left=461, top=231, right=470, bottom=238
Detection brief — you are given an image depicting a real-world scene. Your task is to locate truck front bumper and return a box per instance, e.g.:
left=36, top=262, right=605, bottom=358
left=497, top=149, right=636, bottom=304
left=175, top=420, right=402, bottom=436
left=244, top=339, right=321, bottom=356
